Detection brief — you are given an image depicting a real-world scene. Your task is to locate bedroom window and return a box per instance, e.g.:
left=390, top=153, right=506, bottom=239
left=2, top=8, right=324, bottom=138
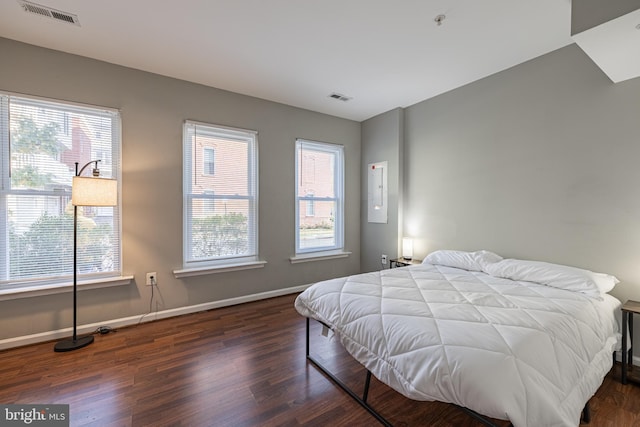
left=0, top=93, right=122, bottom=291
left=295, top=139, right=344, bottom=255
left=182, top=121, right=259, bottom=270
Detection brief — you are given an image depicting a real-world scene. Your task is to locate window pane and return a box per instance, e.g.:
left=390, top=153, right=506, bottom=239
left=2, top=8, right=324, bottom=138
left=8, top=194, right=73, bottom=279
left=192, top=136, right=249, bottom=197
left=9, top=100, right=116, bottom=189
left=298, top=200, right=336, bottom=250
left=9, top=199, right=117, bottom=279
left=297, top=147, right=335, bottom=198
left=189, top=197, right=250, bottom=259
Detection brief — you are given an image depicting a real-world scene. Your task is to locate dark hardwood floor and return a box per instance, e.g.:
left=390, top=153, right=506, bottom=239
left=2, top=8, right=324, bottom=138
left=1, top=293, right=639, bottom=426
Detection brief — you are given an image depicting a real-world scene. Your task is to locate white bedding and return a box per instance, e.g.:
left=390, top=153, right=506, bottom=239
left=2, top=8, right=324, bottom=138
left=295, top=263, right=621, bottom=427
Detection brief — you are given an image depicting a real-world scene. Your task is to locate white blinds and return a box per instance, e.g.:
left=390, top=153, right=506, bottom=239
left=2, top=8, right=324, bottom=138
left=183, top=121, right=258, bottom=266
left=0, top=93, right=121, bottom=288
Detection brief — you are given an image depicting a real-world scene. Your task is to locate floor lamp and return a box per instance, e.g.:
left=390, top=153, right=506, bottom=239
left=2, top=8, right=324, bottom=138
left=54, top=160, right=117, bottom=352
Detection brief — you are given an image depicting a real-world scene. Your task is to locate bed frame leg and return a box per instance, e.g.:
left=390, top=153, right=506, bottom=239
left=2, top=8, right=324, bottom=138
left=363, top=371, right=372, bottom=403
left=582, top=402, right=591, bottom=424
left=305, top=317, right=310, bottom=357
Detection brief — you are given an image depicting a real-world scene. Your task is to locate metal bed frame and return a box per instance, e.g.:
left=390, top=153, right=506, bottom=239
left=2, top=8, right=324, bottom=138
left=305, top=317, right=592, bottom=427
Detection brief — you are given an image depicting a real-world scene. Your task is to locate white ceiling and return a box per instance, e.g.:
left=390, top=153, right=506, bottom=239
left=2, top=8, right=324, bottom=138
left=0, top=0, right=575, bottom=121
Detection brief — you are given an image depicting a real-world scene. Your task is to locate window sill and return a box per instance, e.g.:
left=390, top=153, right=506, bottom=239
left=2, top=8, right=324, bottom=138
left=0, top=275, right=134, bottom=301
left=173, top=260, right=267, bottom=278
left=289, top=250, right=352, bottom=264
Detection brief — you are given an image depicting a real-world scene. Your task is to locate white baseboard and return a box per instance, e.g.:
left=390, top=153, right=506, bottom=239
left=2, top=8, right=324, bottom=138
left=0, top=284, right=310, bottom=351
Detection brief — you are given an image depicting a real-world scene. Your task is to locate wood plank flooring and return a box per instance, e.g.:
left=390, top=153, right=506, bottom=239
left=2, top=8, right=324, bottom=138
left=1, top=293, right=639, bottom=426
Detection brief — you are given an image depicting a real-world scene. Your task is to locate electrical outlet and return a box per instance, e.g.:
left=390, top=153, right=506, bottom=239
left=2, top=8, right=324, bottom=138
left=381, top=254, right=387, bottom=265
left=146, top=272, right=157, bottom=286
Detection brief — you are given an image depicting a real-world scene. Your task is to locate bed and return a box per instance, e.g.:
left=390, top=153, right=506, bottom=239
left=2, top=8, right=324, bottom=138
left=295, top=250, right=622, bottom=427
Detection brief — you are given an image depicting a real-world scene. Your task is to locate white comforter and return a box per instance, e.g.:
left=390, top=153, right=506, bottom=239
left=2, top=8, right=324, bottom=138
left=295, top=263, right=621, bottom=427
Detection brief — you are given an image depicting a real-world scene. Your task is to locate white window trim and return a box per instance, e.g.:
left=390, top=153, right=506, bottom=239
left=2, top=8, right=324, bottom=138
left=295, top=139, right=345, bottom=256
left=173, top=260, right=266, bottom=278
left=289, top=250, right=351, bottom=264
left=182, top=120, right=259, bottom=271
left=0, top=275, right=133, bottom=301
left=0, top=91, right=124, bottom=294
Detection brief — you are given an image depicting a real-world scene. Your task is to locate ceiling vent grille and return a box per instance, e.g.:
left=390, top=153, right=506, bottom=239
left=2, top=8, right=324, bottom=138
left=18, top=0, right=80, bottom=26
left=328, top=93, right=352, bottom=102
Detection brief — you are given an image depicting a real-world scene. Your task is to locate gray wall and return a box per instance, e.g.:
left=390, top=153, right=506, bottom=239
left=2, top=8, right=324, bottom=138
left=401, top=43, right=640, bottom=307
left=360, top=108, right=404, bottom=272
left=571, top=0, right=640, bottom=35
left=0, top=37, right=361, bottom=342
left=359, top=42, right=640, bottom=356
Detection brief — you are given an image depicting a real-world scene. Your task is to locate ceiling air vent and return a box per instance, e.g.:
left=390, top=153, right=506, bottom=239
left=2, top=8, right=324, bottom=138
left=18, top=0, right=80, bottom=26
left=328, top=93, right=352, bottom=102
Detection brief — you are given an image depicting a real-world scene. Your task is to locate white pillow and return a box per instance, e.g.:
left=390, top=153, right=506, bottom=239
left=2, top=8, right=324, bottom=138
left=483, top=259, right=619, bottom=298
left=591, top=272, right=620, bottom=294
left=423, top=250, right=503, bottom=272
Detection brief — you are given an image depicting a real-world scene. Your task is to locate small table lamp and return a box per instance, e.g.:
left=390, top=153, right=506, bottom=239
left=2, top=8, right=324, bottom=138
left=402, top=237, right=413, bottom=260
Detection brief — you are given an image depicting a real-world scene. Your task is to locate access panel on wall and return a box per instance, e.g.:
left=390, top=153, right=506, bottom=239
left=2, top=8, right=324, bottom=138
left=367, top=161, right=387, bottom=223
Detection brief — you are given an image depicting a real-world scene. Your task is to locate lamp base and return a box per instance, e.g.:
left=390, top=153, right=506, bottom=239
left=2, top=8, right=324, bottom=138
left=54, top=334, right=94, bottom=352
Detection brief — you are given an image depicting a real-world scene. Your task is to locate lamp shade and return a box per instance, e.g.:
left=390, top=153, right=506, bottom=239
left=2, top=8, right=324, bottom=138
left=72, top=176, right=117, bottom=206
left=402, top=237, right=413, bottom=260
